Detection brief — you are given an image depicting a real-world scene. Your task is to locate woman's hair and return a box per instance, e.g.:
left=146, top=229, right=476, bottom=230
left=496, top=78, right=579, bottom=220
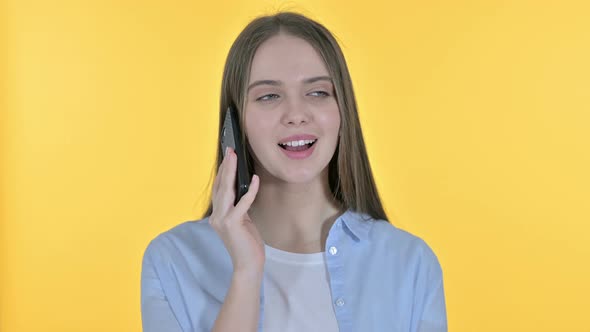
left=201, top=11, right=388, bottom=222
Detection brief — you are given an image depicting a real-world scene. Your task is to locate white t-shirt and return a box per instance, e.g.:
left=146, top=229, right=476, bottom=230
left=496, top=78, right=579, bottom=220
left=262, top=243, right=340, bottom=332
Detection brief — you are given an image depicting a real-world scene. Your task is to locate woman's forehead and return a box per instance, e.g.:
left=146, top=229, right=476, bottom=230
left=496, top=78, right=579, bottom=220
left=249, top=34, right=329, bottom=82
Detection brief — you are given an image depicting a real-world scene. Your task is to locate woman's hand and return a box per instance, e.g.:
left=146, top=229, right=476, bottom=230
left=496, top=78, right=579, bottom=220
left=209, top=147, right=264, bottom=277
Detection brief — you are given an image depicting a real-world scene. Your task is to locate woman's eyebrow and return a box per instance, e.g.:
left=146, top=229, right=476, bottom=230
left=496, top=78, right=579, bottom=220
left=247, top=76, right=332, bottom=92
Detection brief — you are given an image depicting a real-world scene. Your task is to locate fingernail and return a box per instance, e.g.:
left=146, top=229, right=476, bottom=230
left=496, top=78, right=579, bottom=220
left=224, top=146, right=229, bottom=157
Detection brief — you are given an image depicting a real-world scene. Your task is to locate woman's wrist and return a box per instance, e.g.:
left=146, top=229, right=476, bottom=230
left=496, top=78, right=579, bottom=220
left=233, top=267, right=264, bottom=283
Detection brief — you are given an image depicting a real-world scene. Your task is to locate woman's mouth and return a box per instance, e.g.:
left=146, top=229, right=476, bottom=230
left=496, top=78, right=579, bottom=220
left=277, top=139, right=317, bottom=159
left=278, top=139, right=317, bottom=151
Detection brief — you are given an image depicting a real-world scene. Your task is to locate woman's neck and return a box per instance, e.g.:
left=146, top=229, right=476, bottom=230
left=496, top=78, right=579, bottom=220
left=248, top=174, right=344, bottom=254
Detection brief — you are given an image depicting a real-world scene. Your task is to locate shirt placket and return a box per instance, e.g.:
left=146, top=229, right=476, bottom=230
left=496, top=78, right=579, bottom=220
left=325, top=219, right=353, bottom=332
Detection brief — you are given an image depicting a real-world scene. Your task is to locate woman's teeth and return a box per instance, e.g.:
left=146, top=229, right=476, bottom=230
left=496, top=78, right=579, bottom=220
left=278, top=139, right=317, bottom=148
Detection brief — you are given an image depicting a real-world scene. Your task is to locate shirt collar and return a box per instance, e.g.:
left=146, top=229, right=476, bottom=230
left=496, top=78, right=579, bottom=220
left=338, top=208, right=375, bottom=242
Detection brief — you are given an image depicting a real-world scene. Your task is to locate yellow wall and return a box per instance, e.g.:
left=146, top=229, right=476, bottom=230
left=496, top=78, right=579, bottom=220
left=2, top=1, right=589, bottom=331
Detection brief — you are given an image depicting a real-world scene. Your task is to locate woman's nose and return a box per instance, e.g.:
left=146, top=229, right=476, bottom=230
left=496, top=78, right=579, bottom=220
left=281, top=97, right=311, bottom=126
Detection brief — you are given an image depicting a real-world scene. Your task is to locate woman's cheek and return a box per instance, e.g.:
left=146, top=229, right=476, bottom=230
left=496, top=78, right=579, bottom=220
left=318, top=109, right=341, bottom=133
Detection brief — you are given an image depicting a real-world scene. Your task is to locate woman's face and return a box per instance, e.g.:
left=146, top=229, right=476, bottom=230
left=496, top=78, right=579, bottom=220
left=244, top=33, right=341, bottom=185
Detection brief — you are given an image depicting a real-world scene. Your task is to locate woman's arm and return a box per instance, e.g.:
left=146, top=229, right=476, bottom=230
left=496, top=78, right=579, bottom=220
left=416, top=276, right=447, bottom=332
left=140, top=246, right=183, bottom=332
left=212, top=270, right=263, bottom=332
left=414, top=239, right=448, bottom=332
left=141, top=238, right=263, bottom=332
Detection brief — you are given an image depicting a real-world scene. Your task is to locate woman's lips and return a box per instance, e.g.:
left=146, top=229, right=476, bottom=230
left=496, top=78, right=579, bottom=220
left=278, top=140, right=316, bottom=160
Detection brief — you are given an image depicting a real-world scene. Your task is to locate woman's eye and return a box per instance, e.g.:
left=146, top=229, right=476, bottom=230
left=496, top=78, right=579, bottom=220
left=256, top=94, right=280, bottom=102
left=255, top=91, right=330, bottom=102
left=309, top=91, right=330, bottom=97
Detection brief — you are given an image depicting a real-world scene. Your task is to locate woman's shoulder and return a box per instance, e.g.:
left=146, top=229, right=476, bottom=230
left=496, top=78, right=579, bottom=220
left=350, top=211, right=442, bottom=267
left=143, top=216, right=225, bottom=262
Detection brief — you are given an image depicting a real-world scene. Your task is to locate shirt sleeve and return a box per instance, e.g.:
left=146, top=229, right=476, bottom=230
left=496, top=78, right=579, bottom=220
left=141, top=241, right=184, bottom=332
left=415, top=240, right=448, bottom=332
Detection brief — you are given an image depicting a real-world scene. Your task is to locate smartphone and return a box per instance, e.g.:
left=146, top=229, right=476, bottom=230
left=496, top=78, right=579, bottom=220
left=220, top=105, right=251, bottom=206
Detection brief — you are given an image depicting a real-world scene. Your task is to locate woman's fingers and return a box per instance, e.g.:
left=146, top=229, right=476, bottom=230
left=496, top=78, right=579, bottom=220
left=231, top=174, right=259, bottom=221
left=219, top=147, right=237, bottom=209
left=212, top=164, right=222, bottom=199
left=212, top=147, right=259, bottom=227
left=212, top=148, right=228, bottom=201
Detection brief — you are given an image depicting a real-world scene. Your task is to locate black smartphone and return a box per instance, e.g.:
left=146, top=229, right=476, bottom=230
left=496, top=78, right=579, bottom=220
left=220, top=105, right=251, bottom=206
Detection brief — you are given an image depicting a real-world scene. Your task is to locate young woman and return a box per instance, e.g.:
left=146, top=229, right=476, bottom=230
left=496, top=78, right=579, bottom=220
left=141, top=12, right=447, bottom=332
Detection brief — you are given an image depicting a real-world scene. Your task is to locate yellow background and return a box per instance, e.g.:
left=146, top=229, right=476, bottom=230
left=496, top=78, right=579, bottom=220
left=2, top=0, right=589, bottom=331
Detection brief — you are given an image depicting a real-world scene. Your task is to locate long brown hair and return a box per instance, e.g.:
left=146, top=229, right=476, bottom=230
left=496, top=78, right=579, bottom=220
left=201, top=11, right=388, bottom=222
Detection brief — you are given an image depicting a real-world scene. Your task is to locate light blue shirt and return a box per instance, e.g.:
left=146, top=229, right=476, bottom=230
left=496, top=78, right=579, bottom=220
left=141, top=209, right=447, bottom=332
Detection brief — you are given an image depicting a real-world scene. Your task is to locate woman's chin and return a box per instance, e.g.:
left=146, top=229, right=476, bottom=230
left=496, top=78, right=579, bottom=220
left=255, top=157, right=330, bottom=185
left=274, top=169, right=320, bottom=185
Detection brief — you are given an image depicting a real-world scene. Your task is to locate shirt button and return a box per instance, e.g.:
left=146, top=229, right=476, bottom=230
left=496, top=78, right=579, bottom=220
left=329, top=246, right=338, bottom=255
left=335, top=298, right=345, bottom=307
